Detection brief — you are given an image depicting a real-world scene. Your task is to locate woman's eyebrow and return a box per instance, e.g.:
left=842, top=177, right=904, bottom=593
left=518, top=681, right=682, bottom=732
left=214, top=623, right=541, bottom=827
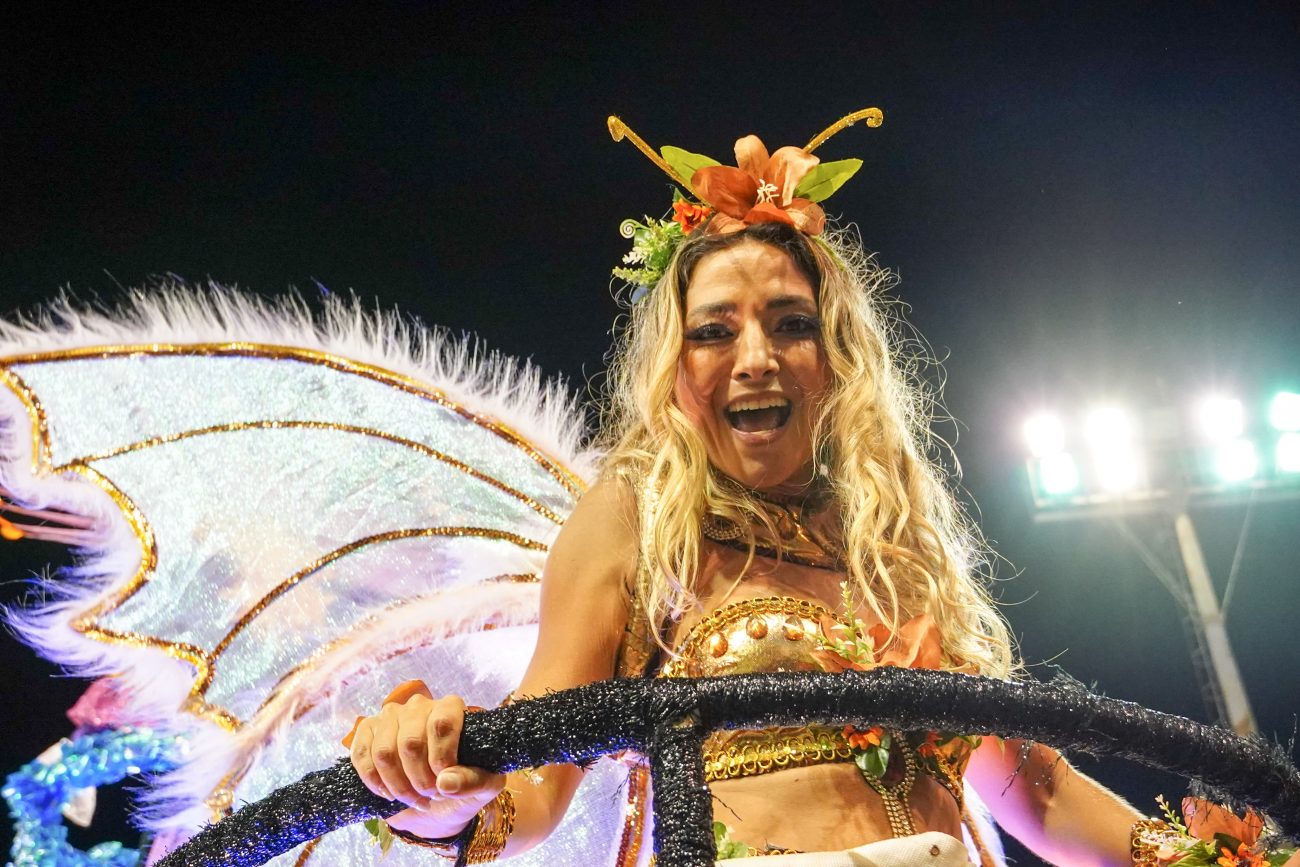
left=766, top=295, right=815, bottom=311
left=686, top=301, right=735, bottom=319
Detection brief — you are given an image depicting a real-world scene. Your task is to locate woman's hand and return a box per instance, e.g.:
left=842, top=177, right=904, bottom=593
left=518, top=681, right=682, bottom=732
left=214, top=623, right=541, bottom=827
left=346, top=680, right=505, bottom=839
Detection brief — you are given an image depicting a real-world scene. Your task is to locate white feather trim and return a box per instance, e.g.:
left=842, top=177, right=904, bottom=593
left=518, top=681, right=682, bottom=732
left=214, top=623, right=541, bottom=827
left=0, top=285, right=598, bottom=479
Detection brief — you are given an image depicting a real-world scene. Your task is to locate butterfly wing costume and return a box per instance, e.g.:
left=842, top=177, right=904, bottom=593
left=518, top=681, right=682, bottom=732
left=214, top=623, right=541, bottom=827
left=1, top=291, right=650, bottom=866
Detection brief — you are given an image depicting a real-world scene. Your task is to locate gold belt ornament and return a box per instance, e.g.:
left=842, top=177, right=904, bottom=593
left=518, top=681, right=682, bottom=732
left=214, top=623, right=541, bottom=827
left=702, top=725, right=854, bottom=782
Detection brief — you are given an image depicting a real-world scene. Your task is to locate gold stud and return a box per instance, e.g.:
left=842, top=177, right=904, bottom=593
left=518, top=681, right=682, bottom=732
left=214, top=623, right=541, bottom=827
left=745, top=616, right=769, bottom=639
left=707, top=632, right=729, bottom=657
left=782, top=616, right=805, bottom=641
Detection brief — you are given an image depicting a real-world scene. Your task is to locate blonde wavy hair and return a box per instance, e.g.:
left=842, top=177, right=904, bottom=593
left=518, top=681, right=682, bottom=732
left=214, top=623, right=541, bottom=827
left=599, top=222, right=1016, bottom=679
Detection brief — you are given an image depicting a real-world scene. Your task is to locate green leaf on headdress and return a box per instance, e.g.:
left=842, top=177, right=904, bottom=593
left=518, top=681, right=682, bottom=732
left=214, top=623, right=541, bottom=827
left=661, top=146, right=720, bottom=186
left=792, top=158, right=863, bottom=203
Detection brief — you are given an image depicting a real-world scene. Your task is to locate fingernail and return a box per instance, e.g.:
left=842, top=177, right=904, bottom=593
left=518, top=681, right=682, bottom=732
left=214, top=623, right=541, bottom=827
left=439, top=771, right=462, bottom=794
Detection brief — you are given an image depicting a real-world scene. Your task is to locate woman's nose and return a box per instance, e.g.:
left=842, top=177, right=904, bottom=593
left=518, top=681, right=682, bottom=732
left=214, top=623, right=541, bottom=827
left=733, top=327, right=778, bottom=381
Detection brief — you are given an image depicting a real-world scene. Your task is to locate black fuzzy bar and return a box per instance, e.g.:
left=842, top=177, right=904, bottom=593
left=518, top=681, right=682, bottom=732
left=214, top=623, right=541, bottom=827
left=158, top=671, right=1300, bottom=867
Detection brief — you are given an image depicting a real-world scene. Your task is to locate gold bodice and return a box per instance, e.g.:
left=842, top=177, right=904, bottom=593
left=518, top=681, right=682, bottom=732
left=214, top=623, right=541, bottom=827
left=661, top=596, right=831, bottom=679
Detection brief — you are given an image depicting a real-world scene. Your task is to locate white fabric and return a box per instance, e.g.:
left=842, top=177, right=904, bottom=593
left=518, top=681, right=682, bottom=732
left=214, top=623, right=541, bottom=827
left=719, top=832, right=973, bottom=867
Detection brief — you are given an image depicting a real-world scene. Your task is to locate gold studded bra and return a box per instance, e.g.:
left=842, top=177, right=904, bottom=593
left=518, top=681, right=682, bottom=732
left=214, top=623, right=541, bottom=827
left=661, top=596, right=856, bottom=783
left=658, top=596, right=975, bottom=801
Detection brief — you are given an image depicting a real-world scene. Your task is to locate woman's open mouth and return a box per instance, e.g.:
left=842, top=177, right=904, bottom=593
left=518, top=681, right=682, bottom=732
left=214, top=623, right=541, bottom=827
left=725, top=397, right=792, bottom=433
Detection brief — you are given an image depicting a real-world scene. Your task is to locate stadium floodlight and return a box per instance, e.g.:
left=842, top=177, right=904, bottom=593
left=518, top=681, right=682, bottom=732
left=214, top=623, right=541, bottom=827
left=1196, top=395, right=1244, bottom=442
left=1084, top=407, right=1142, bottom=492
left=1214, top=438, right=1259, bottom=483
left=1276, top=432, right=1300, bottom=474
left=1024, top=412, right=1066, bottom=457
left=1084, top=406, right=1135, bottom=450
left=1036, top=452, right=1080, bottom=495
left=1270, top=391, right=1300, bottom=431
left=1094, top=448, right=1143, bottom=492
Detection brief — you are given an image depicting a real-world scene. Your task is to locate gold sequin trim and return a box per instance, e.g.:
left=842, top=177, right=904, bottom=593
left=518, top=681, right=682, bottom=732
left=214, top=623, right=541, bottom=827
left=73, top=420, right=566, bottom=525
left=615, top=763, right=651, bottom=867
left=702, top=724, right=854, bottom=782
left=292, top=837, right=321, bottom=867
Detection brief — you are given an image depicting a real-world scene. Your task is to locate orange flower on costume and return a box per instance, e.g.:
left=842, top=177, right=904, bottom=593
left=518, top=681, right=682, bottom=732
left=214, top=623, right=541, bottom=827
left=691, top=135, right=826, bottom=236
left=843, top=725, right=885, bottom=750
left=1217, top=843, right=1268, bottom=867
left=671, top=200, right=711, bottom=233
left=917, top=731, right=942, bottom=758
left=1183, top=798, right=1264, bottom=847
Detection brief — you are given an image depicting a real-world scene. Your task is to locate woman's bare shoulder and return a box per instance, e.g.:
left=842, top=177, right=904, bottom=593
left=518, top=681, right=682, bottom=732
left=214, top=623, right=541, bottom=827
left=525, top=473, right=640, bottom=687
left=544, top=472, right=640, bottom=593
left=551, top=472, right=638, bottom=561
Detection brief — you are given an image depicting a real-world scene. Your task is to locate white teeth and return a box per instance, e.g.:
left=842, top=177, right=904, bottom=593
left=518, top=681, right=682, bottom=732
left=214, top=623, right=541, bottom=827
left=728, top=397, right=791, bottom=412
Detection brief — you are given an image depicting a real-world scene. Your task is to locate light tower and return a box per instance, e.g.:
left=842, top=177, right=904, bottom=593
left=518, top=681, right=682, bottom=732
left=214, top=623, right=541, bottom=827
left=1021, top=389, right=1300, bottom=736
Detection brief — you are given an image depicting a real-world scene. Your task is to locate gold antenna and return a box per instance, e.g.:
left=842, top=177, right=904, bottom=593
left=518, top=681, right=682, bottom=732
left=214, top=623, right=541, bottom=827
left=804, top=107, right=884, bottom=153
left=607, top=116, right=693, bottom=191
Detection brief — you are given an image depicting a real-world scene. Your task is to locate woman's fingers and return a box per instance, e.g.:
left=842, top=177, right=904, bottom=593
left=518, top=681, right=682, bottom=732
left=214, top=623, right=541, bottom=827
left=435, top=765, right=506, bottom=799
left=425, top=695, right=467, bottom=774
left=349, top=718, right=394, bottom=801
left=348, top=690, right=477, bottom=809
left=396, top=696, right=439, bottom=797
left=370, top=704, right=428, bottom=806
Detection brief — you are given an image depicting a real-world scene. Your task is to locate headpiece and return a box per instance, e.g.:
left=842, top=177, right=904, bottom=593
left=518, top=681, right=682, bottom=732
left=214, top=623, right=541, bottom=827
left=609, top=107, right=884, bottom=295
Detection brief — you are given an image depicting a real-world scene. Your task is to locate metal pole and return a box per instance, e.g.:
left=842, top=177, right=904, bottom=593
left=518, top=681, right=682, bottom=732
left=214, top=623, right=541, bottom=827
left=1172, top=511, right=1257, bottom=736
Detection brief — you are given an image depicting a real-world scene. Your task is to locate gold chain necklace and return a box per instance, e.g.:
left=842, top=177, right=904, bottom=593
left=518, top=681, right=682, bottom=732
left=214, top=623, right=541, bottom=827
left=701, top=474, right=844, bottom=570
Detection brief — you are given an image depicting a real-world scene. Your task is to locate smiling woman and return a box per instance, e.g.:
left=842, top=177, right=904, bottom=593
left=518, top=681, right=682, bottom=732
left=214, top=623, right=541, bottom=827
left=15, top=108, right=1278, bottom=867
left=676, top=238, right=828, bottom=491
left=332, top=117, right=1170, bottom=866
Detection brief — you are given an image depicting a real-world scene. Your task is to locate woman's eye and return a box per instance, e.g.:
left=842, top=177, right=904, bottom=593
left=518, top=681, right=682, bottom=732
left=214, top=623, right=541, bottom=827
left=686, top=324, right=731, bottom=341
left=778, top=315, right=821, bottom=335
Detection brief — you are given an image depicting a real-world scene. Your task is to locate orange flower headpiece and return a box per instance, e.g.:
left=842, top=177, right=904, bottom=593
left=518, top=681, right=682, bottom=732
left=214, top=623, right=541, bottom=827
left=609, top=107, right=884, bottom=295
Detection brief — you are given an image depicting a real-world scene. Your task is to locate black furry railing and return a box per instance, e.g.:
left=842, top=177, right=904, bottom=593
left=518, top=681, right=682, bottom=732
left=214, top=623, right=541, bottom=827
left=158, top=669, right=1300, bottom=867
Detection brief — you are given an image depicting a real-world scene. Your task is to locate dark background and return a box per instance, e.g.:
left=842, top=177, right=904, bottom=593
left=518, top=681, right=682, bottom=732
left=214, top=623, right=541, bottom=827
left=2, top=3, right=1298, bottom=863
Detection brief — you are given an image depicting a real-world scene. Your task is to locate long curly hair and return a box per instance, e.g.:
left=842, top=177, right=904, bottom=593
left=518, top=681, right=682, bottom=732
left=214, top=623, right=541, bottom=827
left=599, top=222, right=1015, bottom=678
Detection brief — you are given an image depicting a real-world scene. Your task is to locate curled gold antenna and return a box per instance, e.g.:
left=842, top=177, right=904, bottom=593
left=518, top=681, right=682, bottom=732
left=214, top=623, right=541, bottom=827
left=607, top=115, right=693, bottom=191
left=804, top=107, right=884, bottom=153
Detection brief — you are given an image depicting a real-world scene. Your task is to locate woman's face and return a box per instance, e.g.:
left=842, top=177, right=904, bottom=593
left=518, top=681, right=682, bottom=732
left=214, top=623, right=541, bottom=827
left=676, top=240, right=830, bottom=493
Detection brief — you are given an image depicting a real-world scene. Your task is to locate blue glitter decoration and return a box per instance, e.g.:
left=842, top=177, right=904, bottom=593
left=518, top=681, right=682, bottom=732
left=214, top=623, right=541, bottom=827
left=3, top=727, right=183, bottom=867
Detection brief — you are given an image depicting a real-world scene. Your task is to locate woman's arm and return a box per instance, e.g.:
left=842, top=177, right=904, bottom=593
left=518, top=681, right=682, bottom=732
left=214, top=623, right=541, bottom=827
left=966, top=737, right=1143, bottom=867
left=349, top=475, right=640, bottom=856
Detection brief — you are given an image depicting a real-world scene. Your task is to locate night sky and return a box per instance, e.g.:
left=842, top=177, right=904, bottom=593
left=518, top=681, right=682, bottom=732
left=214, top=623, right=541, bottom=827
left=2, top=4, right=1298, bottom=861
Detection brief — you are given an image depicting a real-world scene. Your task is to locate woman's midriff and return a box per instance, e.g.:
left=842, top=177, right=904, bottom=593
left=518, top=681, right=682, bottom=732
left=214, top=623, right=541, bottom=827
left=707, top=762, right=964, bottom=853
